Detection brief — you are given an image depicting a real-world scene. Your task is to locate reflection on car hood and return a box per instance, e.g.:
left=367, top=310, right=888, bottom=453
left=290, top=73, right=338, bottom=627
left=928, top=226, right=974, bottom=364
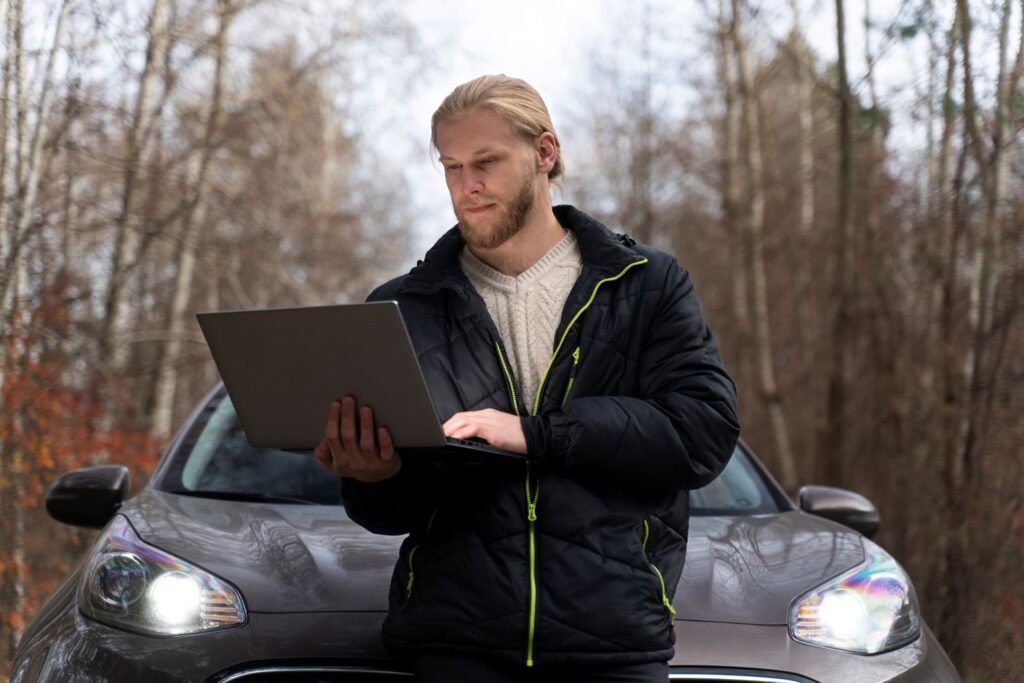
left=677, top=512, right=865, bottom=624
left=126, top=491, right=864, bottom=623
left=126, top=490, right=402, bottom=613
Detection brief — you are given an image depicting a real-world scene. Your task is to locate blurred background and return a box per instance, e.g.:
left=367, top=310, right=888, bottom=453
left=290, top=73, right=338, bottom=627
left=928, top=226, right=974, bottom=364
left=0, top=0, right=1021, bottom=680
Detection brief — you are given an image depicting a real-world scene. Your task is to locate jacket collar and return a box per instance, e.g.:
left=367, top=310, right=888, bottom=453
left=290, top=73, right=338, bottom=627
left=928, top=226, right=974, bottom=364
left=398, top=205, right=641, bottom=298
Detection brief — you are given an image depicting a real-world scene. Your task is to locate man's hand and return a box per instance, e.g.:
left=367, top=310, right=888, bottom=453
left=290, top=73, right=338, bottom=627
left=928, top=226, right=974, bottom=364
left=314, top=396, right=402, bottom=483
left=442, top=409, right=527, bottom=454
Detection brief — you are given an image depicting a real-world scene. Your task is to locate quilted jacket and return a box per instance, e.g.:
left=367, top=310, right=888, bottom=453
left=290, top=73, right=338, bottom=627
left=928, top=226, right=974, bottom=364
left=341, top=204, right=740, bottom=666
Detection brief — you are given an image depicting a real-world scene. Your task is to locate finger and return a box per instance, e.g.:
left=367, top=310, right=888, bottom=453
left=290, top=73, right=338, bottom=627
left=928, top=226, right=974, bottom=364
left=359, top=406, right=376, bottom=454
left=450, top=424, right=481, bottom=440
left=378, top=427, right=395, bottom=461
left=313, top=437, right=331, bottom=468
left=325, top=401, right=341, bottom=455
left=442, top=412, right=470, bottom=436
left=340, top=396, right=359, bottom=453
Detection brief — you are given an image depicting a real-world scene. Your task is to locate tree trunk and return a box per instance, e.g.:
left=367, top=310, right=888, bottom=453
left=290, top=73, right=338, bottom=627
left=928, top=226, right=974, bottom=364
left=716, top=0, right=751, bottom=382
left=98, top=0, right=171, bottom=371
left=968, top=0, right=1023, bottom=458
left=731, top=0, right=798, bottom=493
left=788, top=0, right=814, bottom=238
left=0, top=0, right=70, bottom=323
left=922, top=6, right=960, bottom=399
left=821, top=0, right=854, bottom=486
left=0, top=0, right=15, bottom=408
left=150, top=0, right=234, bottom=439
left=786, top=0, right=817, bottom=479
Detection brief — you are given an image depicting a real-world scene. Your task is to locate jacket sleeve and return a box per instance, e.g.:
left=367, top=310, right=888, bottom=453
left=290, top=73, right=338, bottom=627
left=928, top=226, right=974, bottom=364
left=520, top=259, right=740, bottom=496
left=341, top=461, right=435, bottom=535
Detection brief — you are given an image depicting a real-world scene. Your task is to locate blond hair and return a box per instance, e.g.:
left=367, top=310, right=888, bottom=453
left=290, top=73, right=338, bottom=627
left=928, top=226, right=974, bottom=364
left=431, top=74, right=564, bottom=187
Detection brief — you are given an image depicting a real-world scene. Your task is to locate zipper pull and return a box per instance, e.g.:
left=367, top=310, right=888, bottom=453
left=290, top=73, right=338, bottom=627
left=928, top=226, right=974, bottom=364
left=572, top=346, right=580, bottom=365
left=405, top=572, right=415, bottom=597
left=527, top=502, right=537, bottom=522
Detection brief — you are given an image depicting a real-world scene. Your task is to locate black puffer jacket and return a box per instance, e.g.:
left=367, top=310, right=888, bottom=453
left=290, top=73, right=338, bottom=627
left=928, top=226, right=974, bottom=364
left=341, top=205, right=739, bottom=667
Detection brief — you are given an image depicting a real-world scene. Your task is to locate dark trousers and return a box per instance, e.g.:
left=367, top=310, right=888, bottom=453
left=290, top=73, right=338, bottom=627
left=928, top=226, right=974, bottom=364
left=414, top=653, right=669, bottom=682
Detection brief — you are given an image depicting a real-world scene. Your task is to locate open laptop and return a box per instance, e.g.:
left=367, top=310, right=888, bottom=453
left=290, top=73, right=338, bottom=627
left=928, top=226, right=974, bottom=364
left=196, top=301, right=526, bottom=462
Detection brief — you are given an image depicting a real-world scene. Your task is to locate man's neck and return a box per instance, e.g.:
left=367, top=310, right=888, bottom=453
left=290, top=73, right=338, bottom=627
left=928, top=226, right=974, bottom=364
left=467, top=201, right=565, bottom=277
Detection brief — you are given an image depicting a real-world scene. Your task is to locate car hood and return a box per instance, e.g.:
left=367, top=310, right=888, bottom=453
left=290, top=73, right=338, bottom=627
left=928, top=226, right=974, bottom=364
left=126, top=490, right=403, bottom=613
left=677, top=512, right=865, bottom=624
left=126, top=491, right=864, bottom=624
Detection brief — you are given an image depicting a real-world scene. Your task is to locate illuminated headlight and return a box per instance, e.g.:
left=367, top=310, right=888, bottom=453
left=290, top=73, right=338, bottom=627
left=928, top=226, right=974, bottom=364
left=789, top=538, right=920, bottom=654
left=79, top=515, right=246, bottom=636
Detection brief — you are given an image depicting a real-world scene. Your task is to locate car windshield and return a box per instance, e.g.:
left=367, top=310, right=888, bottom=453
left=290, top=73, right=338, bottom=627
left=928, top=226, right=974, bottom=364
left=156, top=390, right=781, bottom=514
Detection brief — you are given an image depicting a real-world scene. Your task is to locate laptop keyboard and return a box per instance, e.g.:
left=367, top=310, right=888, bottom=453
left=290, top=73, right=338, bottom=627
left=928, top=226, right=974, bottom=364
left=448, top=437, right=493, bottom=449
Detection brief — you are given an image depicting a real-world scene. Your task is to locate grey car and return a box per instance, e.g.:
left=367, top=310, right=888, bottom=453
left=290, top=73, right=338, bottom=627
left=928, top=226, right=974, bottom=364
left=11, top=385, right=962, bottom=682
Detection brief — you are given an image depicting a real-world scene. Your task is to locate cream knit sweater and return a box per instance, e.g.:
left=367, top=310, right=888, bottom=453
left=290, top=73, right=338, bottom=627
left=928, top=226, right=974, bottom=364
left=459, top=230, right=583, bottom=408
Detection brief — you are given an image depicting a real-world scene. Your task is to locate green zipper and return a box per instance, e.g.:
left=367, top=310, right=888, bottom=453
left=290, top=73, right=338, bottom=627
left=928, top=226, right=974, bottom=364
left=404, top=507, right=439, bottom=602
left=642, top=519, right=677, bottom=621
left=495, top=341, right=541, bottom=666
left=560, top=346, right=581, bottom=407
left=525, top=466, right=540, bottom=666
left=495, top=341, right=521, bottom=418
left=512, top=256, right=649, bottom=667
left=531, top=258, right=649, bottom=416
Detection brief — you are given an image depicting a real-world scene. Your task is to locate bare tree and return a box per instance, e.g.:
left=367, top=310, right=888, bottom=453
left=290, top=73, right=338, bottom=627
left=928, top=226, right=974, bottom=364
left=821, top=0, right=855, bottom=485
left=730, top=0, right=798, bottom=492
left=0, top=0, right=72, bottom=338
left=787, top=0, right=815, bottom=238
left=150, top=0, right=236, bottom=439
left=715, top=0, right=751, bottom=384
left=0, top=0, right=72, bottom=652
left=97, top=0, right=171, bottom=371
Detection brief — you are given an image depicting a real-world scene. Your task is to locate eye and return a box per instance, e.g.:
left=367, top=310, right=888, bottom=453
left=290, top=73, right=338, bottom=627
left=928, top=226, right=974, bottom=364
left=444, top=163, right=461, bottom=172
left=479, top=157, right=496, bottom=167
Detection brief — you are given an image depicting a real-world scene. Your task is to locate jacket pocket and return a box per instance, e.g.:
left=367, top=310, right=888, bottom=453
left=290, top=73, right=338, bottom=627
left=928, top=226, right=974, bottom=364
left=641, top=519, right=677, bottom=622
left=403, top=507, right=439, bottom=607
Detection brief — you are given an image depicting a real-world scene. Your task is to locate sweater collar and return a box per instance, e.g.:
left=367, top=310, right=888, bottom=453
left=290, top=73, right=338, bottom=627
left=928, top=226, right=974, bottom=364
left=398, top=205, right=641, bottom=298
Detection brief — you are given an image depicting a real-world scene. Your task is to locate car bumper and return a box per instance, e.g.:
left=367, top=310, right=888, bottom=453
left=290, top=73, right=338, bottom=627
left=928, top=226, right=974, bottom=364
left=13, top=607, right=960, bottom=683
left=671, top=620, right=961, bottom=682
left=12, top=606, right=400, bottom=683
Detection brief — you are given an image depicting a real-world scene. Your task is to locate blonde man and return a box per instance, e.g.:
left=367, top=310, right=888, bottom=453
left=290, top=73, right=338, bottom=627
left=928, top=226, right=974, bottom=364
left=316, top=75, right=739, bottom=682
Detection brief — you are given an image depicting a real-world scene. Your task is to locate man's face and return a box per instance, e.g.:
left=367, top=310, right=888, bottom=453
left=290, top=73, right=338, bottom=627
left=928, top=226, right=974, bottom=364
left=435, top=107, right=540, bottom=250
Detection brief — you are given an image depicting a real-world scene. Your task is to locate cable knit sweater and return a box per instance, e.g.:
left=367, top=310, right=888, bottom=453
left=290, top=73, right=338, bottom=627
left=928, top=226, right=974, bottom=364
left=459, top=230, right=583, bottom=409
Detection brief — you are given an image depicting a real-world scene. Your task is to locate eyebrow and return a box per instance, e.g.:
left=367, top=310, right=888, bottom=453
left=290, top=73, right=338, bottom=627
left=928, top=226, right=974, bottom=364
left=438, top=147, right=502, bottom=162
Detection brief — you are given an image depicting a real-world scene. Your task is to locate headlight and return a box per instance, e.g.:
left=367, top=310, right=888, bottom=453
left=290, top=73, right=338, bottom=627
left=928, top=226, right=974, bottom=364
left=789, top=538, right=920, bottom=654
left=79, top=515, right=247, bottom=636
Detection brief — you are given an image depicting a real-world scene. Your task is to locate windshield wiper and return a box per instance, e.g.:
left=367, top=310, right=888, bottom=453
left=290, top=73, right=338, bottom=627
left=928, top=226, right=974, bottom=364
left=164, top=489, right=317, bottom=505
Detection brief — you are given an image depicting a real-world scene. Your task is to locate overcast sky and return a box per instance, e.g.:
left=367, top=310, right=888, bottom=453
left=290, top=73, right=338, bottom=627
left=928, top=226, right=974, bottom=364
left=394, top=0, right=943, bottom=254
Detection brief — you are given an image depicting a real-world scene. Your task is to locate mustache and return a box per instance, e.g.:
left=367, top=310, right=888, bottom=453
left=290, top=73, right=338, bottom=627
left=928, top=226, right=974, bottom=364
left=459, top=199, right=498, bottom=211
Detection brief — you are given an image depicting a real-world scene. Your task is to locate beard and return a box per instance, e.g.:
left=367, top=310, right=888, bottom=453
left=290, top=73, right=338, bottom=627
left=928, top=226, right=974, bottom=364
left=455, top=173, right=535, bottom=250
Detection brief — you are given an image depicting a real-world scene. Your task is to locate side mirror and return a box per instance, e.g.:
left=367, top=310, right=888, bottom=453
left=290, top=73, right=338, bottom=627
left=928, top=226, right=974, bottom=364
left=46, top=465, right=130, bottom=528
left=797, top=485, right=880, bottom=538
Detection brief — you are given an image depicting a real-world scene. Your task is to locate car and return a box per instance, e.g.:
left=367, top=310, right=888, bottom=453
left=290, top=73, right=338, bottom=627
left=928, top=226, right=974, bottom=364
left=11, top=384, right=962, bottom=682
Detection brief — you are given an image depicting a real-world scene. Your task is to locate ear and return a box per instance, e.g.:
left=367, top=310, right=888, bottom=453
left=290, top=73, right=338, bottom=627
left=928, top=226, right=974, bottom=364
left=534, top=131, right=558, bottom=175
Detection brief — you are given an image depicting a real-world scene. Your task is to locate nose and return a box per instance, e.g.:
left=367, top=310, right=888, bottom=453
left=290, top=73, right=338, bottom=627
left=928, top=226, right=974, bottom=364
left=459, top=168, right=483, bottom=197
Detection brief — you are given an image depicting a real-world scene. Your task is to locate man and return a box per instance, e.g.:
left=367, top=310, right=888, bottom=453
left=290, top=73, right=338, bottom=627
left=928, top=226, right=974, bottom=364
left=314, top=75, right=740, bottom=682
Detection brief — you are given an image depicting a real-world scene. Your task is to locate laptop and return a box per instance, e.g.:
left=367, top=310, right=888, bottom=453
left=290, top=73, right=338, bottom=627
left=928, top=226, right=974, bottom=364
left=196, top=301, right=526, bottom=462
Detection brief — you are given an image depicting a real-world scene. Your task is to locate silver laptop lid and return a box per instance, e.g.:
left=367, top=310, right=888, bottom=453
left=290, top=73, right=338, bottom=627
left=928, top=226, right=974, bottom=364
left=196, top=301, right=448, bottom=450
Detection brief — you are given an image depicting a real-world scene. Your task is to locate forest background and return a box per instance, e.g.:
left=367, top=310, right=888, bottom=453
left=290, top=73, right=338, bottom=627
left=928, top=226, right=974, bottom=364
left=1, top=0, right=1021, bottom=680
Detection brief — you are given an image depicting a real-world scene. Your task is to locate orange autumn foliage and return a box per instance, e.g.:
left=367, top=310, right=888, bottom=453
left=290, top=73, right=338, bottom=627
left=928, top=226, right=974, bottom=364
left=1, top=312, right=162, bottom=660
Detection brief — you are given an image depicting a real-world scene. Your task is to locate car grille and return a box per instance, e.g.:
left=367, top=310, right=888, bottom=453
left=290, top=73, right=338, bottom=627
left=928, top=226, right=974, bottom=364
left=212, top=665, right=816, bottom=682
left=669, top=669, right=818, bottom=683
left=211, top=666, right=413, bottom=682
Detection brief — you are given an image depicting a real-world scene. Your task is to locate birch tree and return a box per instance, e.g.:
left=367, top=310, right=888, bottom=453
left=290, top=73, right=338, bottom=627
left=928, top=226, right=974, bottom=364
left=715, top=0, right=751, bottom=386
left=150, top=0, right=235, bottom=439
left=730, top=0, right=798, bottom=492
left=97, top=0, right=171, bottom=371
left=0, top=0, right=72, bottom=653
